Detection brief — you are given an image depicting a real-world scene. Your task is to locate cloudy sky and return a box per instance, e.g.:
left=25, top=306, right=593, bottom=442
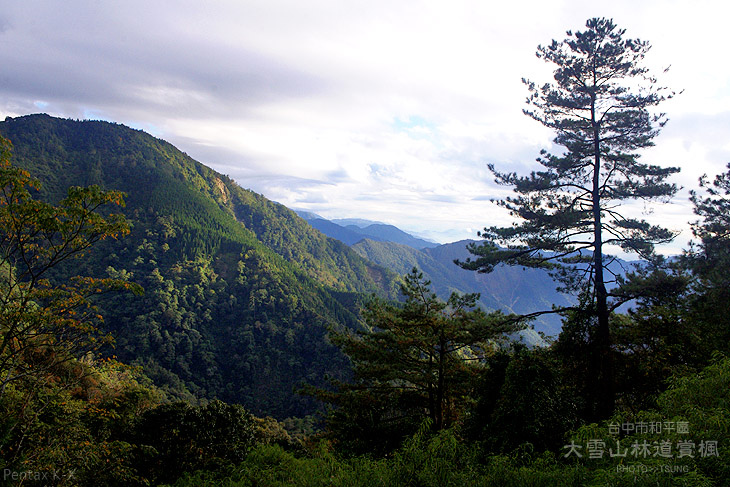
left=1, top=1, right=728, bottom=252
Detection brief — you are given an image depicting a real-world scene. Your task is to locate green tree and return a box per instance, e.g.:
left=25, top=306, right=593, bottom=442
left=133, top=400, right=256, bottom=484
left=318, top=268, right=519, bottom=453
left=609, top=263, right=704, bottom=410
left=459, top=18, right=679, bottom=418
left=466, top=346, right=579, bottom=453
left=686, top=163, right=730, bottom=349
left=0, top=135, right=139, bottom=398
left=690, top=163, right=730, bottom=253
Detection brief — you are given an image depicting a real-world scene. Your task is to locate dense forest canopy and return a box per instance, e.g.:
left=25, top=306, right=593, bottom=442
left=0, top=113, right=400, bottom=418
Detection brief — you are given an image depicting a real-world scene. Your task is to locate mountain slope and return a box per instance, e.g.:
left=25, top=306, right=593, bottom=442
left=344, top=223, right=438, bottom=249
left=351, top=239, right=463, bottom=297
left=2, top=114, right=393, bottom=295
left=0, top=114, right=398, bottom=418
left=352, top=239, right=575, bottom=337
left=305, top=218, right=372, bottom=246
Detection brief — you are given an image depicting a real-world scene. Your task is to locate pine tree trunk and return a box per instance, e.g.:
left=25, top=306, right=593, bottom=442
left=592, top=101, right=615, bottom=420
left=435, top=333, right=446, bottom=430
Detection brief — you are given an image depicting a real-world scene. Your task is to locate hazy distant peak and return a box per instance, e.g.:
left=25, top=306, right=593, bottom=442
left=293, top=210, right=325, bottom=221
left=331, top=218, right=383, bottom=228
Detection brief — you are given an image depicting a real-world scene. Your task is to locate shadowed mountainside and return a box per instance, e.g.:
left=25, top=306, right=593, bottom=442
left=0, top=113, right=399, bottom=417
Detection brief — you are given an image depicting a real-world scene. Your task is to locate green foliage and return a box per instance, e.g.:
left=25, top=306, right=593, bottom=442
left=685, top=163, right=730, bottom=354
left=690, top=162, right=730, bottom=255
left=466, top=346, right=579, bottom=453
left=658, top=355, right=730, bottom=482
left=0, top=134, right=141, bottom=399
left=172, top=429, right=589, bottom=487
left=0, top=357, right=162, bottom=487
left=559, top=355, right=730, bottom=485
left=253, top=415, right=300, bottom=449
left=313, top=268, right=521, bottom=454
left=170, top=358, right=730, bottom=486
left=98, top=233, right=360, bottom=416
left=604, top=162, right=730, bottom=414
left=132, top=400, right=256, bottom=485
left=0, top=354, right=265, bottom=487
left=0, top=114, right=400, bottom=418
left=610, top=263, right=710, bottom=411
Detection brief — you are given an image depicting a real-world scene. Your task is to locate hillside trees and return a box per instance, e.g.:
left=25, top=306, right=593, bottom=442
left=1, top=114, right=397, bottom=417
left=316, top=268, right=520, bottom=454
left=132, top=400, right=257, bottom=484
left=0, top=135, right=140, bottom=397
left=459, top=18, right=679, bottom=419
left=0, top=134, right=283, bottom=485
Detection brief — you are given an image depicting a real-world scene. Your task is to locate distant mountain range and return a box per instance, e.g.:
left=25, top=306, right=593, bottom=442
left=295, top=212, right=640, bottom=341
left=296, top=211, right=438, bottom=249
left=295, top=212, right=579, bottom=340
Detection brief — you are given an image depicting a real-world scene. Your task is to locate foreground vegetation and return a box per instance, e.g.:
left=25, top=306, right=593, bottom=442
left=2, top=351, right=727, bottom=486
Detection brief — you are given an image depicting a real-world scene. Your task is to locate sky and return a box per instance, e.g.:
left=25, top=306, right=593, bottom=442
left=1, top=1, right=728, bottom=253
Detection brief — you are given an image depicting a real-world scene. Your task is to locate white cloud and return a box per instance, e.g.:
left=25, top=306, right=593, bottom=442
left=1, top=0, right=727, bottom=249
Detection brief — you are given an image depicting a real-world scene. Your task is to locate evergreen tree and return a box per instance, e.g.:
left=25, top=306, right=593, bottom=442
left=689, top=162, right=730, bottom=284
left=685, top=163, right=730, bottom=351
left=459, top=18, right=679, bottom=418
left=315, top=268, right=519, bottom=453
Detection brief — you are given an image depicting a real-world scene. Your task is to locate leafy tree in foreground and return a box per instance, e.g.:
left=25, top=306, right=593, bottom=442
left=132, top=400, right=256, bottom=484
left=459, top=17, right=679, bottom=418
left=315, top=268, right=519, bottom=453
left=0, top=135, right=140, bottom=398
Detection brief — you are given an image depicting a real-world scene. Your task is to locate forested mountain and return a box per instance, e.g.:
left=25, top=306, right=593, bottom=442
left=5, top=17, right=730, bottom=486
left=0, top=113, right=399, bottom=418
left=302, top=212, right=636, bottom=339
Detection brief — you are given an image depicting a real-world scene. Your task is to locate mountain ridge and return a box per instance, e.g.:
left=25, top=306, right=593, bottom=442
left=299, top=214, right=637, bottom=339
left=0, top=113, right=399, bottom=418
left=296, top=211, right=438, bottom=249
left=293, top=209, right=574, bottom=337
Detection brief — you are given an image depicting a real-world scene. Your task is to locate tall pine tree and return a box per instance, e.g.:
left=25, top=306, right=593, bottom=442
left=460, top=18, right=679, bottom=418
